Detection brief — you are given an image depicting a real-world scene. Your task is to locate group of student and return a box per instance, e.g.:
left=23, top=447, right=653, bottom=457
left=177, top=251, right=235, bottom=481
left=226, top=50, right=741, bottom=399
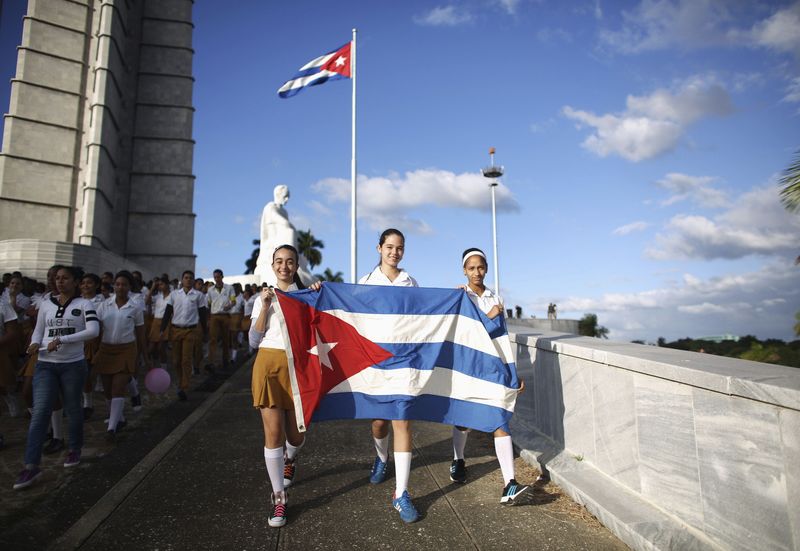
left=250, top=228, right=530, bottom=528
left=1, top=227, right=530, bottom=525
left=0, top=266, right=255, bottom=491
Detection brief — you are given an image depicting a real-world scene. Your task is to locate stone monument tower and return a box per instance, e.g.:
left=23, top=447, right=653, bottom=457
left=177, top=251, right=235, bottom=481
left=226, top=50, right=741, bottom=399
left=0, top=0, right=196, bottom=279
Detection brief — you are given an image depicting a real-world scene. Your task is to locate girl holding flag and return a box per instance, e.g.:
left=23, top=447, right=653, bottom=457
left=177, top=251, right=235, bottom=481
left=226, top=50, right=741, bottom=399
left=249, top=244, right=319, bottom=528
left=450, top=247, right=530, bottom=504
left=358, top=228, right=420, bottom=524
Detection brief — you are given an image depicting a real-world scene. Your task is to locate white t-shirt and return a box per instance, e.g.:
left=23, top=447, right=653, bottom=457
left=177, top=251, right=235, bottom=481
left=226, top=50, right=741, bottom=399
left=166, top=288, right=207, bottom=327
left=0, top=300, right=18, bottom=337
left=243, top=294, right=257, bottom=317
left=249, top=283, right=298, bottom=350
left=30, top=296, right=100, bottom=363
left=358, top=266, right=418, bottom=287
left=208, top=284, right=235, bottom=314
left=229, top=293, right=244, bottom=315
left=98, top=297, right=144, bottom=344
left=151, top=292, right=170, bottom=318
left=465, top=286, right=503, bottom=316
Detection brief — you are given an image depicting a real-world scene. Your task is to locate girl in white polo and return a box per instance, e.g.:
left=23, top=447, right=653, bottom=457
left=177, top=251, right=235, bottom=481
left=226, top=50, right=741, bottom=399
left=450, top=247, right=530, bottom=504
left=94, top=271, right=148, bottom=440
left=358, top=228, right=420, bottom=524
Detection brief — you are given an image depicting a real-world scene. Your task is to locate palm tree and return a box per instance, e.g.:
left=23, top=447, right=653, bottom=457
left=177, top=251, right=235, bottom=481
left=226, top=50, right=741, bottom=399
left=297, top=229, right=324, bottom=269
left=780, top=148, right=800, bottom=213
left=244, top=239, right=259, bottom=274
left=578, top=313, right=610, bottom=339
left=316, top=268, right=344, bottom=282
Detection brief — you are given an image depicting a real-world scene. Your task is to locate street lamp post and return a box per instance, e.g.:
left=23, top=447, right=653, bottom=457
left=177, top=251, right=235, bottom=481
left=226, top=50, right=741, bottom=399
left=481, top=147, right=504, bottom=293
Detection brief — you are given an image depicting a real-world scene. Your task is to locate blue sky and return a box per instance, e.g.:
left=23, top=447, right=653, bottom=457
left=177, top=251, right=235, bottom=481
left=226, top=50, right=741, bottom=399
left=2, top=1, right=799, bottom=342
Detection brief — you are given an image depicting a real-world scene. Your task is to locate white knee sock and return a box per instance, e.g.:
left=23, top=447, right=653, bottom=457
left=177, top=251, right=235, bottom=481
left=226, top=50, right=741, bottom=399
left=285, top=437, right=305, bottom=461
left=264, top=446, right=285, bottom=494
left=373, top=436, right=389, bottom=463
left=452, top=427, right=469, bottom=460
left=51, top=409, right=63, bottom=440
left=82, top=392, right=93, bottom=408
left=394, top=451, right=412, bottom=496
left=108, top=397, right=125, bottom=431
left=128, top=377, right=139, bottom=398
left=494, top=435, right=515, bottom=484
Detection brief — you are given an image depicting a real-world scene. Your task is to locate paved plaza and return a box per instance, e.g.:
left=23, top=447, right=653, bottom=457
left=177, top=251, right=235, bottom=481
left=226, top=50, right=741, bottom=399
left=1, top=359, right=626, bottom=550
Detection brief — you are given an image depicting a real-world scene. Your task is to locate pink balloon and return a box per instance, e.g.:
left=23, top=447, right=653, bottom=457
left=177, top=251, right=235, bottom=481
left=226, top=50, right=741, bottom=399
left=145, top=368, right=171, bottom=394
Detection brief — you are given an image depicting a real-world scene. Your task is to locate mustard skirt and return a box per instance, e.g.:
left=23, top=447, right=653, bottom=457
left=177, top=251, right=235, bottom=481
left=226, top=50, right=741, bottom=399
left=94, top=342, right=137, bottom=375
left=20, top=350, right=37, bottom=377
left=229, top=313, right=243, bottom=332
left=84, top=336, right=101, bottom=364
left=251, top=348, right=293, bottom=410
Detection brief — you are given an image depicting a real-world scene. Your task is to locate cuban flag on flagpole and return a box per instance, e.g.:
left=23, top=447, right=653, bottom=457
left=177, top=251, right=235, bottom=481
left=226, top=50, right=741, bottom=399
left=272, top=283, right=520, bottom=434
left=278, top=42, right=352, bottom=98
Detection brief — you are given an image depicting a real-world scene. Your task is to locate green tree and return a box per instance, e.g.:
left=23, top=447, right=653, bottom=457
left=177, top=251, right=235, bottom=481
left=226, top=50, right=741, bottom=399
left=578, top=313, right=609, bottom=339
left=297, top=229, right=324, bottom=269
left=794, top=312, right=800, bottom=337
left=244, top=239, right=259, bottom=274
left=780, top=148, right=800, bottom=213
left=316, top=268, right=344, bottom=282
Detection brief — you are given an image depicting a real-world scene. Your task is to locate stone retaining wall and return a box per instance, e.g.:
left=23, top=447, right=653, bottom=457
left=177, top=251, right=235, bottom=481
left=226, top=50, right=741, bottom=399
left=508, top=327, right=799, bottom=551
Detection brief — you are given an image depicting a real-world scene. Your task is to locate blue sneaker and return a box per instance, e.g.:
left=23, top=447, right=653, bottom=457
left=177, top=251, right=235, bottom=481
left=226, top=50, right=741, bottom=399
left=392, top=491, right=419, bottom=523
left=369, top=456, right=388, bottom=484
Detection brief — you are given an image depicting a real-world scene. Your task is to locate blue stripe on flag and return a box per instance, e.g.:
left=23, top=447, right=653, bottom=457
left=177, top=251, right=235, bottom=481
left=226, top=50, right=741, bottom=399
left=313, top=392, right=512, bottom=433
left=372, top=342, right=518, bottom=388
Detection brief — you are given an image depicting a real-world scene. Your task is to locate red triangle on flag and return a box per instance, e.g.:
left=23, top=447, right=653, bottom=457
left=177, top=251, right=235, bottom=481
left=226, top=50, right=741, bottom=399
left=321, top=42, right=351, bottom=78
left=275, top=290, right=391, bottom=431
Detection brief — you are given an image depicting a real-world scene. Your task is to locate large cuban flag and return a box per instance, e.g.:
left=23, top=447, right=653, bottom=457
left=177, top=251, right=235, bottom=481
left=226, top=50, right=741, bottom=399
left=277, top=42, right=351, bottom=98
left=272, top=283, right=520, bottom=434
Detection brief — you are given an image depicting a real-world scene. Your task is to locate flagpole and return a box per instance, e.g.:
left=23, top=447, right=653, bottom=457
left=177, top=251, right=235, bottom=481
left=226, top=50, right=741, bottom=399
left=350, top=28, right=358, bottom=283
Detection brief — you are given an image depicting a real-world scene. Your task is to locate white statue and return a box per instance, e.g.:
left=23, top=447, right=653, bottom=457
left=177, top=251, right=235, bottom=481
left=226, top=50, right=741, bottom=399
left=254, top=184, right=315, bottom=286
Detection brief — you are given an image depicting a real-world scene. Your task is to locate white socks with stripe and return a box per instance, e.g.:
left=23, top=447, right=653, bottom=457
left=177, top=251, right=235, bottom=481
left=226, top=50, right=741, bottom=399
left=394, top=451, right=412, bottom=497
left=374, top=436, right=389, bottom=463
left=264, top=446, right=285, bottom=494
left=51, top=409, right=63, bottom=440
left=452, top=427, right=469, bottom=460
left=494, top=435, right=515, bottom=484
left=82, top=392, right=93, bottom=408
left=108, top=397, right=125, bottom=432
left=285, top=437, right=304, bottom=461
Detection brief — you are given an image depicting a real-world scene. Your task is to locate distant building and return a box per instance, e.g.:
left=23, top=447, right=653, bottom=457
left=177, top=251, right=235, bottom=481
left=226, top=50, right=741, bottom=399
left=0, top=0, right=196, bottom=279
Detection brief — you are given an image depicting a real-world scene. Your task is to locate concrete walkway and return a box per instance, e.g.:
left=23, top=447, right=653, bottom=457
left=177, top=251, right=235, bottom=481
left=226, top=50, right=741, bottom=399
left=4, top=361, right=627, bottom=550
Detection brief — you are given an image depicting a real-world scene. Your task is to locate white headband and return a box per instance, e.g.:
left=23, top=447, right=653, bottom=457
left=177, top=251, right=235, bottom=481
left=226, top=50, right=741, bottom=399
left=462, top=250, right=486, bottom=266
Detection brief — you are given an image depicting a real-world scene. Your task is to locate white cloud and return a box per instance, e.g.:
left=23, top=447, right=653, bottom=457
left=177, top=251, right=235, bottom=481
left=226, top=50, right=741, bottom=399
left=233, top=214, right=246, bottom=224
left=413, top=6, right=473, bottom=26
left=784, top=76, right=800, bottom=104
left=598, top=1, right=800, bottom=56
left=553, top=259, right=799, bottom=341
left=647, top=184, right=800, bottom=260
left=563, top=77, right=732, bottom=161
left=656, top=172, right=729, bottom=208
left=313, top=169, right=520, bottom=233
left=598, top=0, right=737, bottom=54
left=612, top=221, right=650, bottom=236
left=497, top=0, right=521, bottom=15
left=743, top=3, right=800, bottom=56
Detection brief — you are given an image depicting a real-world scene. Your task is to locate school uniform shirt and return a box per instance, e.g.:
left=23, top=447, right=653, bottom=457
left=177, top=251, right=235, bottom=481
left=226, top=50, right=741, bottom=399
left=207, top=284, right=235, bottom=314
left=30, top=296, right=100, bottom=363
left=128, top=291, right=147, bottom=313
left=166, top=288, right=207, bottom=327
left=465, top=286, right=503, bottom=316
left=248, top=283, right=298, bottom=350
left=357, top=266, right=419, bottom=287
left=229, top=294, right=244, bottom=315
left=243, top=294, right=257, bottom=317
left=6, top=293, right=32, bottom=321
left=151, top=292, right=170, bottom=319
left=0, top=300, right=17, bottom=335
left=97, top=297, right=144, bottom=344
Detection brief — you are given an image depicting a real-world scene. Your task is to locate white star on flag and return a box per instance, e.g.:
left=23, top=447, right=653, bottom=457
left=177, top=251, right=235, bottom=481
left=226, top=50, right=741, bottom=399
left=308, top=329, right=338, bottom=370
left=335, top=55, right=346, bottom=67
